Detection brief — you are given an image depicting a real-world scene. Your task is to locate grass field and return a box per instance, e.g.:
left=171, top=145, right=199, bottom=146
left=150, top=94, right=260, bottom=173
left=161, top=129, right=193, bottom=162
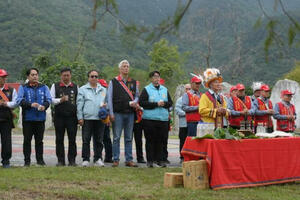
left=1, top=167, right=300, bottom=200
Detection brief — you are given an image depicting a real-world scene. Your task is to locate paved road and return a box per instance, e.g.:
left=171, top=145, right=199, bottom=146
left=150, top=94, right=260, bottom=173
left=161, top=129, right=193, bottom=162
left=9, top=129, right=182, bottom=167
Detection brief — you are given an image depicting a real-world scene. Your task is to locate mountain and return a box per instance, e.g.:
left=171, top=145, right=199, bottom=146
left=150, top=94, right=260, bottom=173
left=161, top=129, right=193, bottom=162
left=0, top=0, right=299, bottom=85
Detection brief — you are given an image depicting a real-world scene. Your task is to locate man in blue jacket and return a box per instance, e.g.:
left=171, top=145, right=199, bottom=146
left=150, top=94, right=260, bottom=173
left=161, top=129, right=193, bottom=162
left=77, top=70, right=107, bottom=167
left=17, top=68, right=52, bottom=166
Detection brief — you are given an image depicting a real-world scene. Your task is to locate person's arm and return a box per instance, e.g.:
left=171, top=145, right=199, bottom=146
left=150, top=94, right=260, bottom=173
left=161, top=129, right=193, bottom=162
left=43, top=85, right=52, bottom=110
left=16, top=85, right=31, bottom=109
left=175, top=98, right=186, bottom=117
left=248, top=100, right=255, bottom=116
left=273, top=103, right=288, bottom=120
left=182, top=93, right=198, bottom=112
left=7, top=88, right=18, bottom=108
left=134, top=85, right=139, bottom=103
left=139, top=88, right=158, bottom=109
left=227, top=98, right=241, bottom=116
left=254, top=99, right=268, bottom=116
left=107, top=81, right=114, bottom=117
left=163, top=91, right=173, bottom=108
left=50, top=84, right=61, bottom=105
left=76, top=87, right=84, bottom=120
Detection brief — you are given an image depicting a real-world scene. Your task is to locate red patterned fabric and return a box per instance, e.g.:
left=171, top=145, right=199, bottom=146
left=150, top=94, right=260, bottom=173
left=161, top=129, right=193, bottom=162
left=182, top=137, right=300, bottom=190
left=276, top=102, right=295, bottom=132
left=229, top=96, right=252, bottom=126
left=255, top=98, right=273, bottom=127
left=186, top=91, right=201, bottom=122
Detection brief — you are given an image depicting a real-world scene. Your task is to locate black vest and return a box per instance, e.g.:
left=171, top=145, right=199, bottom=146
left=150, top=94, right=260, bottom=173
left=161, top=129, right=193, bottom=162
left=0, top=87, right=13, bottom=121
left=112, top=78, right=136, bottom=113
left=54, top=82, right=78, bottom=118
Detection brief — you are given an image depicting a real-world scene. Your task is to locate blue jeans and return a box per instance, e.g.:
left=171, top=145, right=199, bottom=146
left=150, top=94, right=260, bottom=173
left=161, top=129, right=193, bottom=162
left=187, top=122, right=198, bottom=136
left=112, top=113, right=134, bottom=162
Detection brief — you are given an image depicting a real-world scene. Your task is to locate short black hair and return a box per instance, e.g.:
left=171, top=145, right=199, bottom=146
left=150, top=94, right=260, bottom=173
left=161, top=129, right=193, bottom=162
left=149, top=70, right=160, bottom=78
left=87, top=70, right=98, bottom=77
left=60, top=67, right=71, bottom=74
left=26, top=68, right=39, bottom=76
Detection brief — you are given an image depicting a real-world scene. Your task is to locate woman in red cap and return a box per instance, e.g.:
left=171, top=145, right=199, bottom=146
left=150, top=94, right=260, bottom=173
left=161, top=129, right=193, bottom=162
left=274, top=90, right=296, bottom=132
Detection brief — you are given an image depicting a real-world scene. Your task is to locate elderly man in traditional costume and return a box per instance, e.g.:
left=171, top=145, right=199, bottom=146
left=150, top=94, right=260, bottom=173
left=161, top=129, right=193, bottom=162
left=274, top=90, right=296, bottom=132
left=199, top=68, right=229, bottom=128
left=253, top=84, right=274, bottom=133
left=228, top=83, right=255, bottom=130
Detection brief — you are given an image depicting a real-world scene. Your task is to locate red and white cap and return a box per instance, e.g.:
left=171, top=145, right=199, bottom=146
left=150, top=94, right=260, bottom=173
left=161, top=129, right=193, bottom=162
left=0, top=69, right=8, bottom=77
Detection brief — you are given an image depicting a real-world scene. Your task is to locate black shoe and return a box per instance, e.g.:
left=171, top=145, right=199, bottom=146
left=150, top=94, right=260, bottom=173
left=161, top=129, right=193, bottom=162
left=164, top=160, right=170, bottom=164
left=2, top=164, right=10, bottom=168
left=24, top=161, right=30, bottom=167
left=137, top=159, right=146, bottom=164
left=68, top=162, right=77, bottom=166
left=56, top=162, right=65, bottom=167
left=104, top=159, right=113, bottom=163
left=157, top=161, right=167, bottom=168
left=37, top=160, right=46, bottom=166
left=147, top=162, right=153, bottom=168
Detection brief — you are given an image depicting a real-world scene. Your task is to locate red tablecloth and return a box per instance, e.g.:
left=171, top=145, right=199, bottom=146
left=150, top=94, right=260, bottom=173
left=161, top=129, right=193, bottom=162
left=181, top=137, right=300, bottom=190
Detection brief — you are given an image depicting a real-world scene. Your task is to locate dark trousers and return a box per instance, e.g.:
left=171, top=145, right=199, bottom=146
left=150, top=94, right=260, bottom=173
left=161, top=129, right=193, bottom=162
left=133, top=122, right=144, bottom=161
left=162, top=121, right=169, bottom=161
left=82, top=120, right=104, bottom=162
left=0, top=121, right=12, bottom=165
left=22, top=121, right=45, bottom=163
left=99, top=125, right=112, bottom=161
left=179, top=127, right=188, bottom=159
left=54, top=116, right=78, bottom=164
left=143, top=119, right=169, bottom=162
left=187, top=122, right=198, bottom=136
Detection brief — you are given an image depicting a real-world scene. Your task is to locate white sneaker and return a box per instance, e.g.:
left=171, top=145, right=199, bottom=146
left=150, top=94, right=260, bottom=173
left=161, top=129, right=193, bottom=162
left=94, top=159, right=105, bottom=167
left=82, top=161, right=90, bottom=167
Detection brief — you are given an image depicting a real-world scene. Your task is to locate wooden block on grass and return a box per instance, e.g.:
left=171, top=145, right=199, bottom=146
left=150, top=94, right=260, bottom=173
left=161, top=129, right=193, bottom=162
left=182, top=160, right=209, bottom=189
left=164, top=172, right=184, bottom=188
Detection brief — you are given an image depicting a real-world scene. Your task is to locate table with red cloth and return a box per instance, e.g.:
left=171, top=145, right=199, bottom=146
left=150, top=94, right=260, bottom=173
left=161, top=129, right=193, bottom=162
left=181, top=136, right=300, bottom=190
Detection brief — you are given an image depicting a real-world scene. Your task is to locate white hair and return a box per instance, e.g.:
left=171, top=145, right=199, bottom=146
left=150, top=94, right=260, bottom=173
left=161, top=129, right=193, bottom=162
left=118, top=60, right=130, bottom=68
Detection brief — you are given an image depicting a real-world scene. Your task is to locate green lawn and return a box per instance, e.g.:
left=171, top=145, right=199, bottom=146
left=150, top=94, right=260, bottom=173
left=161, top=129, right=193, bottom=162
left=1, top=167, right=300, bottom=200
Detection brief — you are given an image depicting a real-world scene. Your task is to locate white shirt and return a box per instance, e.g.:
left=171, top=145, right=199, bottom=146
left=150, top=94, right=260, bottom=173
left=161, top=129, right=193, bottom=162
left=0, top=86, right=18, bottom=108
left=50, top=82, right=78, bottom=105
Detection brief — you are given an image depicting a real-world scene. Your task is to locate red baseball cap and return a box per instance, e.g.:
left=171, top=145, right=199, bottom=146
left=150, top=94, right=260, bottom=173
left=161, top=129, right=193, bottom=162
left=281, top=90, right=293, bottom=96
left=0, top=69, right=8, bottom=77
left=98, top=79, right=108, bottom=88
left=191, top=76, right=202, bottom=83
left=236, top=83, right=245, bottom=91
left=230, top=86, right=237, bottom=93
left=260, top=84, right=270, bottom=92
left=159, top=78, right=165, bottom=85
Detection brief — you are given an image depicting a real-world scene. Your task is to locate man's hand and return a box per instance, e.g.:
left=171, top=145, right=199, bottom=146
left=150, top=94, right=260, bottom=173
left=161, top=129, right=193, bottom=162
left=217, top=108, right=226, bottom=115
left=78, top=119, right=84, bottom=126
left=38, top=105, right=45, bottom=111
left=129, top=101, right=138, bottom=108
left=109, top=115, right=115, bottom=122
left=157, top=101, right=165, bottom=107
left=267, top=109, right=275, bottom=115
left=60, top=95, right=69, bottom=103
left=0, top=100, right=7, bottom=107
left=31, top=103, right=39, bottom=108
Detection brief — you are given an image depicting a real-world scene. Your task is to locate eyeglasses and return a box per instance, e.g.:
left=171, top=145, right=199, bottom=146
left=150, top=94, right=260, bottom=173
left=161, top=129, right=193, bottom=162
left=185, top=88, right=191, bottom=90
left=90, top=75, right=98, bottom=78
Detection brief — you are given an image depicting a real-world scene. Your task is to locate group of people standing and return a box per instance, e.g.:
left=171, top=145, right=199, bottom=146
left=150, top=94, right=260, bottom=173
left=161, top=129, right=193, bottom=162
left=0, top=59, right=173, bottom=168
left=175, top=68, right=296, bottom=161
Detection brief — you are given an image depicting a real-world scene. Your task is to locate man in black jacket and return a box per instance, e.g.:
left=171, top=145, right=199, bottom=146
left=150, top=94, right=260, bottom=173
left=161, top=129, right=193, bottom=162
left=50, top=68, right=78, bottom=166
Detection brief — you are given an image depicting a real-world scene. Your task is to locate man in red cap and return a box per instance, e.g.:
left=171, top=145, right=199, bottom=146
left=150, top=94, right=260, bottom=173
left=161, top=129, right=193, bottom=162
left=253, top=84, right=274, bottom=133
left=228, top=83, right=254, bottom=129
left=0, top=69, right=18, bottom=168
left=182, top=76, right=202, bottom=136
left=230, top=86, right=238, bottom=98
left=274, top=90, right=296, bottom=132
